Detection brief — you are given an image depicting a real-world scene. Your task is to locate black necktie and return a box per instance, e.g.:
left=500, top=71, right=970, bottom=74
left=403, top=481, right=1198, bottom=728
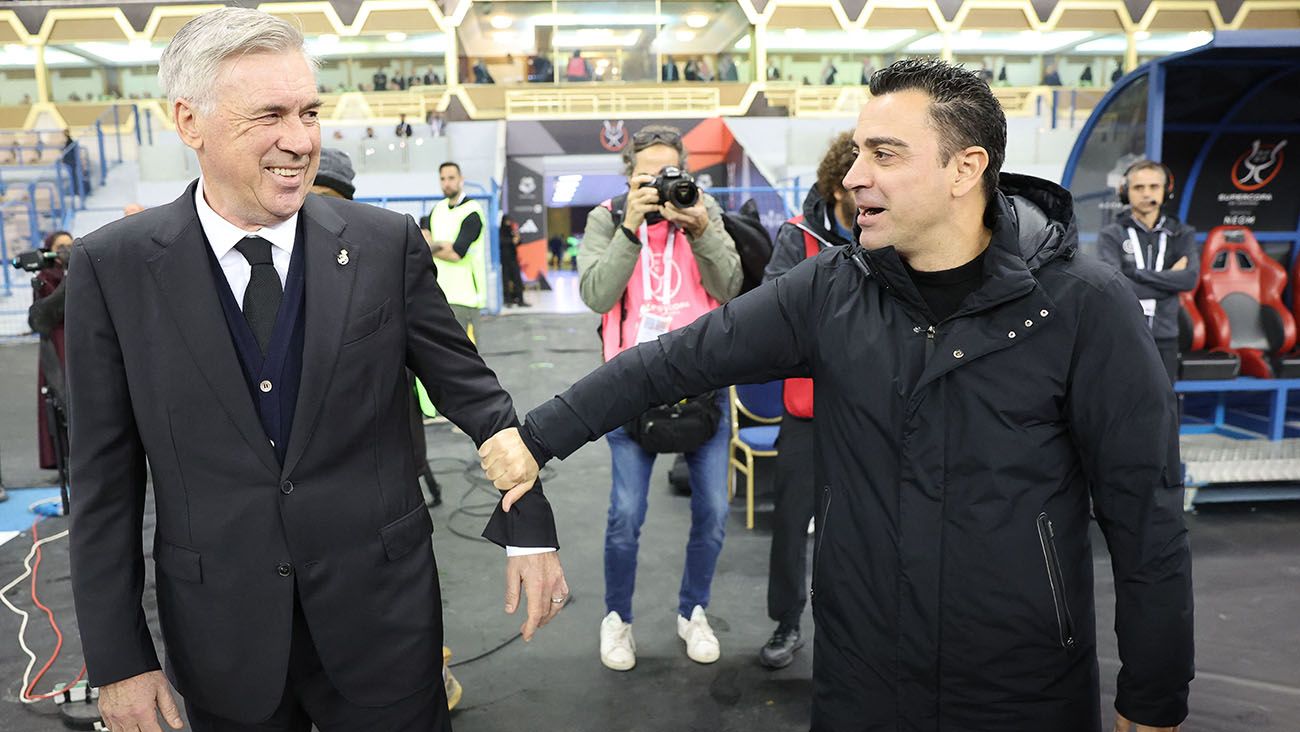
left=234, top=236, right=282, bottom=355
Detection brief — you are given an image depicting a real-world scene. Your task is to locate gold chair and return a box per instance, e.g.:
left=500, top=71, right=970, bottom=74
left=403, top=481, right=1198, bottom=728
left=728, top=382, right=784, bottom=529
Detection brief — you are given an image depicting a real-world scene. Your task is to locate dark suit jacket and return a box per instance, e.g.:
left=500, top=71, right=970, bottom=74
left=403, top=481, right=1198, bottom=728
left=65, top=181, right=558, bottom=723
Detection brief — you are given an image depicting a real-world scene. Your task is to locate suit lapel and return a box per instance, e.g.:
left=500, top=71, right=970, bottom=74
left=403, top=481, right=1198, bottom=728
left=281, top=195, right=357, bottom=478
left=146, top=181, right=280, bottom=475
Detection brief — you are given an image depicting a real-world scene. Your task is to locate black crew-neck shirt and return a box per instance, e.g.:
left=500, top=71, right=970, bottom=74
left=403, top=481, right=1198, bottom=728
left=903, top=249, right=987, bottom=323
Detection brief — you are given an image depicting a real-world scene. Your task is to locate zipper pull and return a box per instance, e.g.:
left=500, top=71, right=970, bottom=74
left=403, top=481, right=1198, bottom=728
left=926, top=325, right=936, bottom=341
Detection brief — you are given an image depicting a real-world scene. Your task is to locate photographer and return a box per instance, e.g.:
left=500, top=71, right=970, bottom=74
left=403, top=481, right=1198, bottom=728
left=25, top=230, right=72, bottom=471
left=576, top=124, right=740, bottom=671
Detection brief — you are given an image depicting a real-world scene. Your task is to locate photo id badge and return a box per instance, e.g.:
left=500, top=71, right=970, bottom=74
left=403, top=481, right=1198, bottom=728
left=636, top=313, right=672, bottom=344
left=1139, top=298, right=1157, bottom=329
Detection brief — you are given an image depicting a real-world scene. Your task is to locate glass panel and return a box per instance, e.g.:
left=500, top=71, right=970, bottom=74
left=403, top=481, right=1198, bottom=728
left=305, top=33, right=448, bottom=92
left=658, top=1, right=753, bottom=83
left=457, top=1, right=552, bottom=85
left=552, top=0, right=658, bottom=83
left=1066, top=72, right=1148, bottom=251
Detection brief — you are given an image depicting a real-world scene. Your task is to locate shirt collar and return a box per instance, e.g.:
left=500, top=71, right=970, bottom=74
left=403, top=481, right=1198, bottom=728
left=195, top=178, right=298, bottom=259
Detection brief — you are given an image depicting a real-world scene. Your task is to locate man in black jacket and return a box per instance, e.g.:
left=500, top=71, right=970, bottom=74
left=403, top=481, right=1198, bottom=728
left=484, top=59, right=1192, bottom=732
left=1096, top=160, right=1197, bottom=383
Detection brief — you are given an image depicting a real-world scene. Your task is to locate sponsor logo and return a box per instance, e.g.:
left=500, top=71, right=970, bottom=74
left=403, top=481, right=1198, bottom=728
left=1231, top=139, right=1287, bottom=192
left=600, top=120, right=628, bottom=152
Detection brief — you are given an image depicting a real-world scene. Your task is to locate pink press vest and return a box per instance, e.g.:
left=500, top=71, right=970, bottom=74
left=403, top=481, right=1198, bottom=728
left=601, top=211, right=720, bottom=362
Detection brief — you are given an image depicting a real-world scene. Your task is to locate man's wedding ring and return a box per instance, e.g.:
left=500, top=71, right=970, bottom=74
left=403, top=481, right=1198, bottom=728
left=551, top=597, right=566, bottom=604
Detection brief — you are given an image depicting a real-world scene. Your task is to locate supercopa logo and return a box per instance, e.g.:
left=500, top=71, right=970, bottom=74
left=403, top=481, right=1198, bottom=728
left=599, top=120, right=627, bottom=152
left=1232, top=139, right=1287, bottom=192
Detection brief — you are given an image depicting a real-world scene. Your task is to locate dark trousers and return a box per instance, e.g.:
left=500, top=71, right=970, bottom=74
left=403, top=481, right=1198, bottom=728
left=767, top=412, right=817, bottom=628
left=1156, top=338, right=1179, bottom=385
left=186, top=590, right=450, bottom=732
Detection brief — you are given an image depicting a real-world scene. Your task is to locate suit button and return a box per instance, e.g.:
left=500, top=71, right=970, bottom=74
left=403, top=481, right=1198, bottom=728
left=277, top=563, right=292, bottom=577
left=260, top=380, right=273, bottom=393
left=280, top=480, right=294, bottom=495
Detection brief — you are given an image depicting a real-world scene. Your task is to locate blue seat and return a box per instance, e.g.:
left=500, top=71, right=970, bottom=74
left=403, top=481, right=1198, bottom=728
left=729, top=381, right=784, bottom=529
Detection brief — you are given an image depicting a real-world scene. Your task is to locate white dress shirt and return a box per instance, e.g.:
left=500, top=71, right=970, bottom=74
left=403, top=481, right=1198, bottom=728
left=196, top=179, right=296, bottom=306
left=196, top=181, right=551, bottom=558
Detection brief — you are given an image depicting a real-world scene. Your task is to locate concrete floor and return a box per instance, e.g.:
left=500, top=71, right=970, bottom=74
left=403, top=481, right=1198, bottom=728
left=1, top=313, right=1298, bottom=731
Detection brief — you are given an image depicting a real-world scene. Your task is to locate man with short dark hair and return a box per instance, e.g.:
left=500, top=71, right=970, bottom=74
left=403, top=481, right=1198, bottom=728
left=483, top=59, right=1193, bottom=732
left=1096, top=160, right=1197, bottom=383
left=420, top=161, right=486, bottom=335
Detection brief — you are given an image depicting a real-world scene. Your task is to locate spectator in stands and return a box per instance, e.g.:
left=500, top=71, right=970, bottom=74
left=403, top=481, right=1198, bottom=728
left=21, top=93, right=32, bottom=105
left=364, top=126, right=377, bottom=140
left=860, top=61, right=874, bottom=86
left=31, top=230, right=72, bottom=472
left=1097, top=159, right=1197, bottom=384
left=1080, top=64, right=1094, bottom=86
left=393, top=70, right=408, bottom=91
left=571, top=124, right=741, bottom=672
left=1112, top=63, right=1125, bottom=84
left=486, top=58, right=1193, bottom=732
left=372, top=67, right=387, bottom=91
left=423, top=66, right=439, bottom=85
left=566, top=50, right=592, bottom=82
left=473, top=58, right=495, bottom=84
left=821, top=60, right=839, bottom=85
left=420, top=162, right=488, bottom=338
left=1041, top=63, right=1063, bottom=86
left=427, top=110, right=445, bottom=137
left=684, top=59, right=700, bottom=82
left=528, top=54, right=554, bottom=82
left=395, top=113, right=413, bottom=138
left=718, top=53, right=739, bottom=82
left=123, top=203, right=145, bottom=216
left=662, top=56, right=681, bottom=81
left=767, top=61, right=781, bottom=81
left=499, top=215, right=527, bottom=307
left=756, top=131, right=857, bottom=671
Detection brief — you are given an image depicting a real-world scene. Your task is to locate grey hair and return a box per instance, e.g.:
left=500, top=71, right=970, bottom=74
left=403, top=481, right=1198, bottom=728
left=158, top=7, right=317, bottom=114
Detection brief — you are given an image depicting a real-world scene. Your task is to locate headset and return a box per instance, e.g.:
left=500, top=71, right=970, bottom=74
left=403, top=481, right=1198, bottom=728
left=1117, top=159, right=1175, bottom=206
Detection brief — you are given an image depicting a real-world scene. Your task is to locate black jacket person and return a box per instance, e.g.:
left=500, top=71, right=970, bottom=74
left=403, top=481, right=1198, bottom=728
left=495, top=60, right=1193, bottom=732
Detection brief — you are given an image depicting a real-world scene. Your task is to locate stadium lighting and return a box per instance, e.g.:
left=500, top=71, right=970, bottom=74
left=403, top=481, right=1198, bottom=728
left=490, top=15, right=513, bottom=30
left=386, top=32, right=407, bottom=43
left=685, top=13, right=709, bottom=29
left=675, top=30, right=696, bottom=42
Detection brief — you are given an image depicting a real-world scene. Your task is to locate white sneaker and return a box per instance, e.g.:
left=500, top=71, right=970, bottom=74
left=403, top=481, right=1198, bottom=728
left=677, top=605, right=721, bottom=664
left=599, top=611, right=636, bottom=671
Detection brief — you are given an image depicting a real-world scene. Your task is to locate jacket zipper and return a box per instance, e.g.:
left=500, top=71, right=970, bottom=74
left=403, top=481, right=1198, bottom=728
left=1036, top=512, right=1076, bottom=649
left=810, top=486, right=831, bottom=599
left=925, top=325, right=936, bottom=361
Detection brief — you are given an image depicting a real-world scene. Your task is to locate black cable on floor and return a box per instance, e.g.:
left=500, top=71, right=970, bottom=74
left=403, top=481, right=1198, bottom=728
left=448, top=594, right=575, bottom=669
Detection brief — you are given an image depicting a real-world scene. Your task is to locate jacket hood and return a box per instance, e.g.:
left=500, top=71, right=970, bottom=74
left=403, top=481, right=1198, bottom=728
left=799, top=185, right=855, bottom=248
left=994, top=172, right=1078, bottom=272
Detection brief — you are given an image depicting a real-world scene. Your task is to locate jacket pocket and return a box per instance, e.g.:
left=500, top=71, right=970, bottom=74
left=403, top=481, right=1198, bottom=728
left=1036, top=512, right=1076, bottom=649
left=380, top=504, right=434, bottom=561
left=811, top=485, right=831, bottom=599
left=155, top=540, right=203, bottom=584
left=342, top=298, right=391, bottom=346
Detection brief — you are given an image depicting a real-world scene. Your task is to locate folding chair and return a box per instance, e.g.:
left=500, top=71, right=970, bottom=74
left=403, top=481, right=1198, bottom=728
left=728, top=381, right=783, bottom=529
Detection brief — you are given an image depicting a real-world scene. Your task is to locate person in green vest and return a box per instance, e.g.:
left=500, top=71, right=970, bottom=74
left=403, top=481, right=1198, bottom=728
left=420, top=160, right=488, bottom=338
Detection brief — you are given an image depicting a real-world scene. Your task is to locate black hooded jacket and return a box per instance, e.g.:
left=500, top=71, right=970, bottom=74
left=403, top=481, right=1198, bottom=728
left=522, top=174, right=1194, bottom=731
left=765, top=185, right=856, bottom=283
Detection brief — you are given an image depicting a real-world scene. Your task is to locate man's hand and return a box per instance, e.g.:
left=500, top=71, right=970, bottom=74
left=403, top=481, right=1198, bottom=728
left=622, top=175, right=662, bottom=233
left=479, top=427, right=539, bottom=511
left=658, top=200, right=710, bottom=239
left=1113, top=711, right=1178, bottom=732
left=98, top=670, right=184, bottom=732
left=1171, top=256, right=1188, bottom=271
left=504, top=551, right=569, bottom=641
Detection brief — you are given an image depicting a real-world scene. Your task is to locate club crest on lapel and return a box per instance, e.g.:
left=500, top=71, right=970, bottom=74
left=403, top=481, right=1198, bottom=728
left=337, top=248, right=349, bottom=266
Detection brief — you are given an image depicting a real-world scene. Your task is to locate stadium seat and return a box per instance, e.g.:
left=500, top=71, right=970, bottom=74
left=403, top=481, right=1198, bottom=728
left=728, top=381, right=783, bottom=530
left=1177, top=291, right=1239, bottom=379
left=1196, top=226, right=1300, bottom=378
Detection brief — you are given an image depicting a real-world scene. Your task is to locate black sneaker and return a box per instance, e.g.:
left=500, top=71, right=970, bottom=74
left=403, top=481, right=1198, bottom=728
left=758, top=624, right=804, bottom=669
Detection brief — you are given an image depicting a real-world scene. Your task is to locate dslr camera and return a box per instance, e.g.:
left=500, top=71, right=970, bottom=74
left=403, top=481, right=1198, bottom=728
left=640, top=166, right=700, bottom=209
left=10, top=249, right=59, bottom=273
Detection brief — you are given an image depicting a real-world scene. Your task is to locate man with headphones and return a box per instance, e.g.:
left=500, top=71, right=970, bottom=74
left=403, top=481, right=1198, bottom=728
left=1097, top=159, right=1199, bottom=383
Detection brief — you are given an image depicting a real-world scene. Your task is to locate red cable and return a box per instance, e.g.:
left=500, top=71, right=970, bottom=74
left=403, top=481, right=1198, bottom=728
left=22, top=519, right=88, bottom=702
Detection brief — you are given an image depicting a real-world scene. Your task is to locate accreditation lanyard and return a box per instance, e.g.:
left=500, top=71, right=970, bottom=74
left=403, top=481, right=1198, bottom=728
left=1127, top=224, right=1167, bottom=272
left=639, top=221, right=680, bottom=307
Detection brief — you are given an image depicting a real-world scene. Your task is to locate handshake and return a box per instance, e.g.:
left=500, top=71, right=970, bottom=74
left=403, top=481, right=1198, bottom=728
left=478, top=427, right=541, bottom=512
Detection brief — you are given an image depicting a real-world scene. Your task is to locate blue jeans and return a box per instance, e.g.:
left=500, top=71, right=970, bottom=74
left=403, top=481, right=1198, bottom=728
left=604, top=396, right=730, bottom=623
